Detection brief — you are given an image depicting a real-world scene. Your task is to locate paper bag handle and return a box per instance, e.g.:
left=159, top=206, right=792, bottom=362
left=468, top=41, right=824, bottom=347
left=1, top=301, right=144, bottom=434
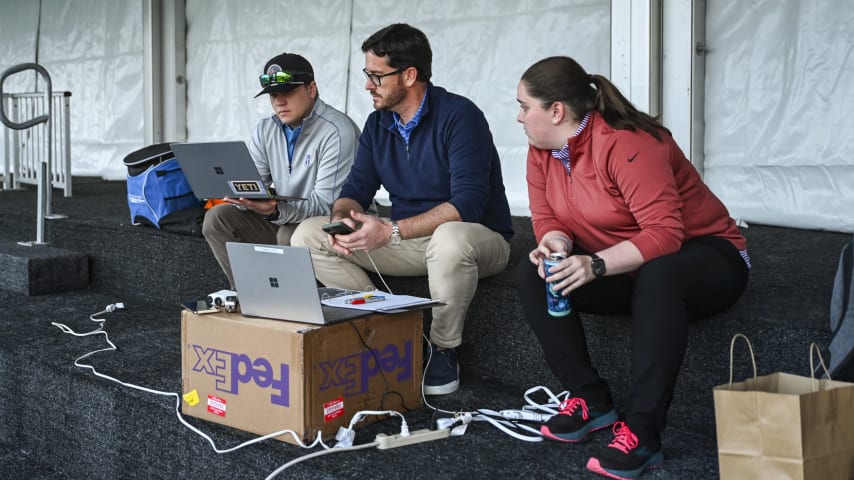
left=809, top=342, right=833, bottom=392
left=727, top=333, right=758, bottom=389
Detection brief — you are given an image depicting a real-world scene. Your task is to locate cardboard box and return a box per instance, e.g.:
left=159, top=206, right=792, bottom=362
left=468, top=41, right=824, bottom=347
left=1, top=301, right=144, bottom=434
left=181, top=309, right=423, bottom=445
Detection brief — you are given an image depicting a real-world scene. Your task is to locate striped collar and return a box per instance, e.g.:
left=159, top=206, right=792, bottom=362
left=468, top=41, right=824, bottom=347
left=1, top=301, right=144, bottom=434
left=551, top=111, right=591, bottom=160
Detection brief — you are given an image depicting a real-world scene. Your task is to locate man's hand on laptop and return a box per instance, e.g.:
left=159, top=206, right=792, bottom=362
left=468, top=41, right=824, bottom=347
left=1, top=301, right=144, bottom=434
left=222, top=197, right=278, bottom=216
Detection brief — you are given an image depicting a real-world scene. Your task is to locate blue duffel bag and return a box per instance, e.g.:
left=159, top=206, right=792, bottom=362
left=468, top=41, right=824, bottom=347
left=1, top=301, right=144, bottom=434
left=124, top=143, right=204, bottom=234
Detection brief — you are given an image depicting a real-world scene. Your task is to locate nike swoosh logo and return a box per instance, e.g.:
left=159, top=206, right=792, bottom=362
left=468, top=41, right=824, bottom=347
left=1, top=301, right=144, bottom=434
left=628, top=152, right=639, bottom=163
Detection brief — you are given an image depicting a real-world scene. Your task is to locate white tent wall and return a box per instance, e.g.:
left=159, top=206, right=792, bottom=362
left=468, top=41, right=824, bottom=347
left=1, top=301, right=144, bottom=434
left=2, top=1, right=852, bottom=232
left=183, top=0, right=355, bottom=142
left=0, top=0, right=144, bottom=181
left=183, top=0, right=611, bottom=213
left=0, top=1, right=39, bottom=178
left=703, top=1, right=854, bottom=232
left=0, top=3, right=39, bottom=88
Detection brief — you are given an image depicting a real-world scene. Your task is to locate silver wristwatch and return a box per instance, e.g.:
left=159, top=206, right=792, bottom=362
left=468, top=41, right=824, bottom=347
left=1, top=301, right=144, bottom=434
left=390, top=221, right=401, bottom=246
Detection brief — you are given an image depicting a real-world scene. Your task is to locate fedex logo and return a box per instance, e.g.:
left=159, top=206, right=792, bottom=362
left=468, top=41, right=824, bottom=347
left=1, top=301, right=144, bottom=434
left=189, top=339, right=413, bottom=407
left=318, top=340, right=413, bottom=397
left=190, top=345, right=290, bottom=407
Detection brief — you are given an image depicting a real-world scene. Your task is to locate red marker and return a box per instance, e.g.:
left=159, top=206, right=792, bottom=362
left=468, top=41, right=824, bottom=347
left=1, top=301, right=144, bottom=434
left=345, top=295, right=386, bottom=305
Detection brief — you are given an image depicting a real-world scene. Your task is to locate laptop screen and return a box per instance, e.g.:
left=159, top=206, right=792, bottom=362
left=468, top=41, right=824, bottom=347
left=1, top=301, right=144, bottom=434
left=225, top=242, right=366, bottom=325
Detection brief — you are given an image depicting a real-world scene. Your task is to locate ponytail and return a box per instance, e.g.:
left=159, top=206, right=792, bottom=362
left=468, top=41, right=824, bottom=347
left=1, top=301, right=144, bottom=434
left=522, top=57, right=668, bottom=141
left=590, top=74, right=667, bottom=140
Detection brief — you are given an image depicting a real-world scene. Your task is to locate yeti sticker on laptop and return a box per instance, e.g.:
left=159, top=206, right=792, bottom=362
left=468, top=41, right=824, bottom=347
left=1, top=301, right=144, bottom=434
left=228, top=180, right=265, bottom=196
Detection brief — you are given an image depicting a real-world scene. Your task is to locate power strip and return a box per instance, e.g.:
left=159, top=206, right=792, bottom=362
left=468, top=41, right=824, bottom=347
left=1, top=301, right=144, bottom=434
left=497, top=410, right=552, bottom=422
left=375, top=428, right=450, bottom=449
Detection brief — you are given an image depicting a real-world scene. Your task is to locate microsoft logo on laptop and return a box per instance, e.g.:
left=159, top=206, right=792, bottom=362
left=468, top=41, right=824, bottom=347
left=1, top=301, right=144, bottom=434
left=269, top=277, right=279, bottom=288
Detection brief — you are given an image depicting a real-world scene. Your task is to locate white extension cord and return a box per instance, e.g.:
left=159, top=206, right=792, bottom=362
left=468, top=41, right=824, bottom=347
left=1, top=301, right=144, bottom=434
left=54, top=302, right=457, bottom=479
left=55, top=303, right=569, bottom=477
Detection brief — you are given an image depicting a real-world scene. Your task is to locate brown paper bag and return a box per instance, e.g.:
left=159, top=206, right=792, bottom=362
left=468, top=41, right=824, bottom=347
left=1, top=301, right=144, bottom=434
left=713, top=334, right=854, bottom=480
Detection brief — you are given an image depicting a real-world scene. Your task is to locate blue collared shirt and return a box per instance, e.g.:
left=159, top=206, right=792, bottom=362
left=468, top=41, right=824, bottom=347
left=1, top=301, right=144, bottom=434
left=392, top=91, right=428, bottom=146
left=281, top=123, right=303, bottom=173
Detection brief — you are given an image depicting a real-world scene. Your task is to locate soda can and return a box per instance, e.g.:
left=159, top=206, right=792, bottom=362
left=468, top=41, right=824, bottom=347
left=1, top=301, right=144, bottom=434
left=544, top=252, right=571, bottom=317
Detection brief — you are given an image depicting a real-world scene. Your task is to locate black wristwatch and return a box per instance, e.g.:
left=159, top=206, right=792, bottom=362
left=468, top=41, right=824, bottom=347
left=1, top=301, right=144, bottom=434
left=590, top=253, right=606, bottom=278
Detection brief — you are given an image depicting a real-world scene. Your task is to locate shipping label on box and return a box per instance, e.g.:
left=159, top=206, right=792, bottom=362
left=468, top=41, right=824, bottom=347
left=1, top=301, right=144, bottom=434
left=181, top=310, right=422, bottom=445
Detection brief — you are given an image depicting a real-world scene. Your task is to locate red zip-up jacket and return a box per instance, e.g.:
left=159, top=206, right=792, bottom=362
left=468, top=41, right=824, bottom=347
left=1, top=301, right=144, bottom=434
left=527, top=111, right=746, bottom=261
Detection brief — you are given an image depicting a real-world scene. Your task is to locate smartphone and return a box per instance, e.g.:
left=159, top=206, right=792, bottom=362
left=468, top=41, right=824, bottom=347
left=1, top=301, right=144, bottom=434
left=321, top=221, right=355, bottom=235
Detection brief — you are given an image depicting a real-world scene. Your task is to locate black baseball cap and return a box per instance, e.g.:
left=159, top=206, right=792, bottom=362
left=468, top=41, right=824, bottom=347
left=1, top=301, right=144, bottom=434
left=254, top=53, right=314, bottom=98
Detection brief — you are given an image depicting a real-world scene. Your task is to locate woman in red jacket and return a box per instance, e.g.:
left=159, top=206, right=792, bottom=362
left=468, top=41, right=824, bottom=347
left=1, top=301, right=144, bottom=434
left=515, top=56, right=750, bottom=479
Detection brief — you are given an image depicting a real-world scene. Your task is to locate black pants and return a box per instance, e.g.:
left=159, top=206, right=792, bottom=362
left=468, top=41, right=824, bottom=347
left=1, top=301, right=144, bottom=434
left=516, top=236, right=749, bottom=439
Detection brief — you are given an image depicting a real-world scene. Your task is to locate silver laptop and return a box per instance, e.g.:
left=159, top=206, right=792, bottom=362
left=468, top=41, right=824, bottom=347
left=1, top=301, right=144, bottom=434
left=225, top=242, right=367, bottom=325
left=170, top=141, right=305, bottom=201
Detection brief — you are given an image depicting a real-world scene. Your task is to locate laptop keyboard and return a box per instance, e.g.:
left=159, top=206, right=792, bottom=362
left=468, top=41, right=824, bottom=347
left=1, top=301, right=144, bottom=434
left=318, top=287, right=352, bottom=300
left=318, top=287, right=371, bottom=323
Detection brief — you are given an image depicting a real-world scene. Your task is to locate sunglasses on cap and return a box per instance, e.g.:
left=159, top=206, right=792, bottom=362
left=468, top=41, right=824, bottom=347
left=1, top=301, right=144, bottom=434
left=258, top=71, right=309, bottom=88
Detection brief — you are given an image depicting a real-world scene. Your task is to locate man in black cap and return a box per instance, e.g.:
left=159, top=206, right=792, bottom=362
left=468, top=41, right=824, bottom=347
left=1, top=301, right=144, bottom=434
left=202, top=52, right=360, bottom=288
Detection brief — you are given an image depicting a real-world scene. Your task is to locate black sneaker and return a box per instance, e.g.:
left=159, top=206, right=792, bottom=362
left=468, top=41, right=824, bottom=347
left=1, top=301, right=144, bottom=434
left=540, top=397, right=618, bottom=442
left=586, top=421, right=664, bottom=479
left=424, top=344, right=459, bottom=395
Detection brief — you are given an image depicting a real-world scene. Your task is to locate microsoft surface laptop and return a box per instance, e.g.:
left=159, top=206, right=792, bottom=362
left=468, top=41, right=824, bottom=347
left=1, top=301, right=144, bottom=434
left=225, top=242, right=367, bottom=325
left=170, top=141, right=304, bottom=201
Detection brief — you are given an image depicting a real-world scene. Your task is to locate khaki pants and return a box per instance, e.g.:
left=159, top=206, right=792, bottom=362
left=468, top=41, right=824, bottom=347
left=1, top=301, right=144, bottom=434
left=292, top=216, right=510, bottom=348
left=202, top=203, right=297, bottom=288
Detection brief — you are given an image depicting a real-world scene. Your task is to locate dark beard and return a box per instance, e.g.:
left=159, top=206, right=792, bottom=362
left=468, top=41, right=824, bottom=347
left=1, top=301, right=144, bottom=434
left=376, top=84, right=406, bottom=111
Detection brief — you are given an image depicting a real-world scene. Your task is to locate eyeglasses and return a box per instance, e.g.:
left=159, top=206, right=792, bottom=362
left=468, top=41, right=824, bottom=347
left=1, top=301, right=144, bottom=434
left=259, top=71, right=306, bottom=88
left=362, top=67, right=406, bottom=87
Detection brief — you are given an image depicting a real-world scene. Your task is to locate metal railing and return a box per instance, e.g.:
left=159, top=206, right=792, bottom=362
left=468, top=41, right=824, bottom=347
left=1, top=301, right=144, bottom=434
left=2, top=90, right=72, bottom=196
left=0, top=62, right=68, bottom=246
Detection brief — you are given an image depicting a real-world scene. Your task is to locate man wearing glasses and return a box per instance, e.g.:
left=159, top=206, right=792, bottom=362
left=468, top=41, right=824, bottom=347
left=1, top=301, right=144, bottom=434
left=293, top=24, right=513, bottom=395
left=203, top=53, right=360, bottom=289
